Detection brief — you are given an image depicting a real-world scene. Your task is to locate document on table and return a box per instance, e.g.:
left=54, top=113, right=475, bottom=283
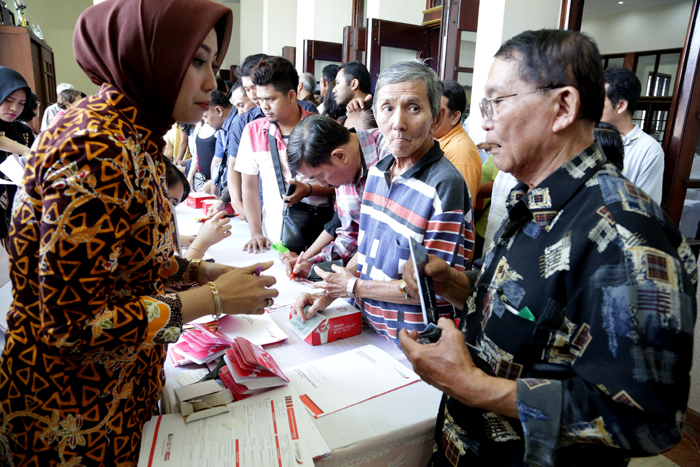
left=285, top=345, right=421, bottom=418
left=262, top=263, right=316, bottom=309
left=138, top=386, right=320, bottom=467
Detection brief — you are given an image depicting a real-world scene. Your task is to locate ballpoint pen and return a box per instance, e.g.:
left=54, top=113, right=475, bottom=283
left=289, top=250, right=305, bottom=281
left=192, top=214, right=239, bottom=223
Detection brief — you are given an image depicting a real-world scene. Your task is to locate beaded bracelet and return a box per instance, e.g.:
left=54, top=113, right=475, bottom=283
left=208, top=281, right=223, bottom=320
left=307, top=183, right=313, bottom=196
left=188, top=258, right=202, bottom=284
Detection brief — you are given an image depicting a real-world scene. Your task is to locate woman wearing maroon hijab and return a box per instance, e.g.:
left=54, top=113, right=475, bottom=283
left=0, top=0, right=278, bottom=465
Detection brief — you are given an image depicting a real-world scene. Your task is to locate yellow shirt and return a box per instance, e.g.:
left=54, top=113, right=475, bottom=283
left=437, top=124, right=481, bottom=208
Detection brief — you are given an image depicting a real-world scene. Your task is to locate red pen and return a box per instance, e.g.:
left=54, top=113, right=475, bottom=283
left=289, top=251, right=305, bottom=281
left=193, top=214, right=239, bottom=223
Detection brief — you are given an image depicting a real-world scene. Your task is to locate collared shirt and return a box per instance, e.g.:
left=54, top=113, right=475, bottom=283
left=621, top=124, right=664, bottom=204
left=434, top=144, right=697, bottom=467
left=212, top=108, right=238, bottom=189
left=356, top=141, right=474, bottom=346
left=235, top=107, right=325, bottom=242
left=483, top=169, right=519, bottom=256
left=437, top=123, right=481, bottom=209
left=227, top=99, right=318, bottom=163
left=308, top=128, right=387, bottom=265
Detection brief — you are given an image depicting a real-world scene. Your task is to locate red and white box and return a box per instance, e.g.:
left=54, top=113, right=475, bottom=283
left=201, top=199, right=235, bottom=215
left=186, top=192, right=215, bottom=209
left=286, top=299, right=362, bottom=345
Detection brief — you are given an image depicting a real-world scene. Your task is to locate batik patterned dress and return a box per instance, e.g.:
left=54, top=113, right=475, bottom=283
left=0, top=84, right=189, bottom=467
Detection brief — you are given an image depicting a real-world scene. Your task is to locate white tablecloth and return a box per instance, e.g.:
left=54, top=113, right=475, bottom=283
left=162, top=205, right=443, bottom=467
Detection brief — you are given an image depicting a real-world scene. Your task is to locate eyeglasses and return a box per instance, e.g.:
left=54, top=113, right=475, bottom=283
left=479, top=87, right=556, bottom=120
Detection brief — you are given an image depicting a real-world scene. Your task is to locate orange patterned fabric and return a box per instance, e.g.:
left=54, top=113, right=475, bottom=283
left=0, top=85, right=187, bottom=466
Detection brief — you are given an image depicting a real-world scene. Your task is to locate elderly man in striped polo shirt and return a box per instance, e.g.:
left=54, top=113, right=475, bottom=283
left=292, top=60, right=474, bottom=346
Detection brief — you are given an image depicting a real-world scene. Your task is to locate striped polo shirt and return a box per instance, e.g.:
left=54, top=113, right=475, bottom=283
left=357, top=141, right=474, bottom=346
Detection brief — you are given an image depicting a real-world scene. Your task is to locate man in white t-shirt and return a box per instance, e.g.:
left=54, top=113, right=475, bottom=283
left=601, top=67, right=664, bottom=203
left=234, top=57, right=334, bottom=253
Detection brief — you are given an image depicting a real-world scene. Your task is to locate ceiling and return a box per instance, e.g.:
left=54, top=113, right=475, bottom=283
left=583, top=0, right=692, bottom=19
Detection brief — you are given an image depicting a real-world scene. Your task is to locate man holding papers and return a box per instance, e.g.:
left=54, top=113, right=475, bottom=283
left=399, top=30, right=696, bottom=467
left=292, top=61, right=474, bottom=346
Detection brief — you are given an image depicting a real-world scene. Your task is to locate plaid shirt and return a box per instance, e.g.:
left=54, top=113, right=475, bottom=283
left=308, top=128, right=388, bottom=265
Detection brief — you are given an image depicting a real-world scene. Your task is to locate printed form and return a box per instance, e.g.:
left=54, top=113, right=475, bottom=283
left=286, top=345, right=421, bottom=418
left=139, top=386, right=316, bottom=467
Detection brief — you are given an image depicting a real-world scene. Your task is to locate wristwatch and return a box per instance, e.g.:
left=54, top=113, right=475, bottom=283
left=346, top=277, right=358, bottom=299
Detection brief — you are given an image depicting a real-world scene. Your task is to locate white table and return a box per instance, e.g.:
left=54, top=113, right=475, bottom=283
left=163, top=205, right=444, bottom=467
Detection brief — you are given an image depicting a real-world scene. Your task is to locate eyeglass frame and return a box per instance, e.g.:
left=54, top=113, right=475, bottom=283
left=479, top=87, right=559, bottom=120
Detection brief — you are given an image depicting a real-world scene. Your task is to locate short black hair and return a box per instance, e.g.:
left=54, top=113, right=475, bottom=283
left=225, top=80, right=234, bottom=89
left=442, top=80, right=467, bottom=115
left=287, top=114, right=352, bottom=174
left=595, top=121, right=625, bottom=170
left=338, top=61, right=372, bottom=94
left=252, top=57, right=299, bottom=95
left=19, top=92, right=38, bottom=121
left=216, top=76, right=227, bottom=93
left=210, top=90, right=232, bottom=109
left=162, top=157, right=191, bottom=203
left=322, top=64, right=340, bottom=83
left=235, top=53, right=270, bottom=79
left=231, top=80, right=243, bottom=92
left=496, top=29, right=604, bottom=123
left=604, top=67, right=641, bottom=116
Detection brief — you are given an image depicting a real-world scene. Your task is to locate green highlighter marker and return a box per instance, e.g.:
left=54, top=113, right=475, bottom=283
left=518, top=306, right=536, bottom=322
left=272, top=241, right=290, bottom=254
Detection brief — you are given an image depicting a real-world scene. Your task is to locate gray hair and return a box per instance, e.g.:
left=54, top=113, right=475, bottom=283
left=373, top=60, right=443, bottom=119
left=300, top=73, right=317, bottom=93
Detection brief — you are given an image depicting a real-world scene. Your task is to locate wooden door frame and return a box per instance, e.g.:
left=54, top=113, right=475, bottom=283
left=438, top=0, right=479, bottom=81
left=302, top=39, right=343, bottom=75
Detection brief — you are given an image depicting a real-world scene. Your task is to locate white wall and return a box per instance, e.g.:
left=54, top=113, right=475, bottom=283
left=221, top=2, right=241, bottom=70
left=240, top=0, right=264, bottom=62
left=581, top=2, right=692, bottom=54
left=295, top=0, right=351, bottom=76
left=467, top=0, right=562, bottom=143
left=366, top=0, right=424, bottom=25
left=262, top=0, right=297, bottom=56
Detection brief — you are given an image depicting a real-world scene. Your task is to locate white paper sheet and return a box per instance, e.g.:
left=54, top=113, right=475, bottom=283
left=175, top=369, right=209, bottom=387
left=138, top=386, right=315, bottom=467
left=285, top=345, right=421, bottom=418
left=216, top=312, right=288, bottom=347
left=0, top=154, right=24, bottom=185
left=261, top=264, right=316, bottom=309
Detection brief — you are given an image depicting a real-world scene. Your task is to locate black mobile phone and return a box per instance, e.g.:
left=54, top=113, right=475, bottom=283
left=285, top=184, right=296, bottom=196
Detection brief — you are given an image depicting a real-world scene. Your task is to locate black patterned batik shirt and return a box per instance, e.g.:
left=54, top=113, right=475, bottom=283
left=432, top=144, right=697, bottom=467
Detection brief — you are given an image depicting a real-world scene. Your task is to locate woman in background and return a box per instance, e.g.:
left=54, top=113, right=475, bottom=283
left=0, top=66, right=35, bottom=239
left=0, top=0, right=277, bottom=465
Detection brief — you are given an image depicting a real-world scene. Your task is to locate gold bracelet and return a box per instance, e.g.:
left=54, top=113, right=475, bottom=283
left=188, top=258, right=202, bottom=284
left=208, top=281, right=223, bottom=320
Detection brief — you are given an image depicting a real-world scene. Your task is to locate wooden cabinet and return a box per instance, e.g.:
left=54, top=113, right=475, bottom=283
left=0, top=24, right=56, bottom=130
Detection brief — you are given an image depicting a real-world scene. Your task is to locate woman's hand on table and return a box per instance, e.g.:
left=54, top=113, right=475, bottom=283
left=243, top=233, right=271, bottom=253
left=193, top=211, right=232, bottom=249
left=292, top=292, right=333, bottom=322
left=216, top=261, right=278, bottom=315
left=311, top=265, right=354, bottom=298
left=198, top=261, right=236, bottom=284
left=280, top=252, right=312, bottom=279
left=206, top=199, right=226, bottom=216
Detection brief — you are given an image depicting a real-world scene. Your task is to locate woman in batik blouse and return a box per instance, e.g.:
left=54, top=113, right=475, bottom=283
left=0, top=0, right=278, bottom=465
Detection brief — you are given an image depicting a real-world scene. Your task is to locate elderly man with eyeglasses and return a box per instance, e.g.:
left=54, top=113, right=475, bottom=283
left=399, top=29, right=696, bottom=467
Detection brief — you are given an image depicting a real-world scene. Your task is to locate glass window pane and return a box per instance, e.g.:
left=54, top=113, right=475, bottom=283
left=459, top=31, right=476, bottom=70
left=656, top=52, right=681, bottom=97
left=380, top=47, right=419, bottom=72
left=635, top=55, right=657, bottom=97
left=606, top=57, right=624, bottom=69
left=679, top=135, right=700, bottom=239
left=314, top=60, right=341, bottom=84
left=457, top=73, right=473, bottom=110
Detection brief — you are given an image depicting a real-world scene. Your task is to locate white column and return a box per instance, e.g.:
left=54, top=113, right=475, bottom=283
left=240, top=0, right=264, bottom=63
left=220, top=2, right=241, bottom=71
left=262, top=0, right=297, bottom=57
left=295, top=0, right=352, bottom=76
left=468, top=0, right=561, bottom=144
left=366, top=0, right=424, bottom=25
